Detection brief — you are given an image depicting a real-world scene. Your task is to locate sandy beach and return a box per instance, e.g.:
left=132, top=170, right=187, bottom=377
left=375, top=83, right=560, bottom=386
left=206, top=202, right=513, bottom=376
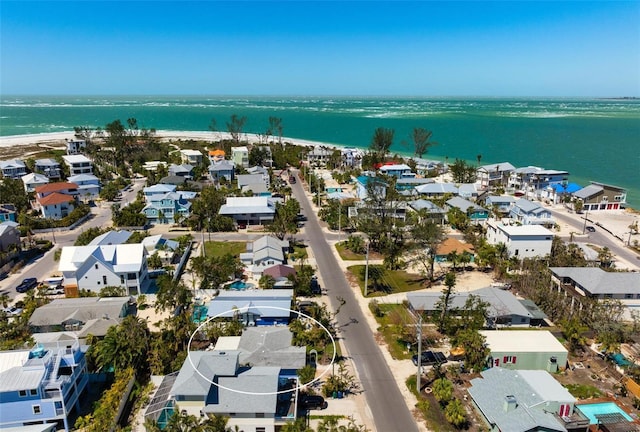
left=0, top=130, right=337, bottom=152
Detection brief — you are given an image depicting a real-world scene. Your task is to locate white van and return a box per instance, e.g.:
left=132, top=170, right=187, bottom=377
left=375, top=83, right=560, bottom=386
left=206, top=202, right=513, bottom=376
left=43, top=277, right=64, bottom=295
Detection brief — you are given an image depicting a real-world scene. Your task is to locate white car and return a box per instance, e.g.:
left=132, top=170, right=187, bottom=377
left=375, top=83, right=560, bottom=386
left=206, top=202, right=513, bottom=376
left=3, top=306, right=23, bottom=316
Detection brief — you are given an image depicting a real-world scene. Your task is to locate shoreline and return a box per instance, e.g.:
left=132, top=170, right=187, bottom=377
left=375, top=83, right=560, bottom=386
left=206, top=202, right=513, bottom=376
left=0, top=130, right=345, bottom=153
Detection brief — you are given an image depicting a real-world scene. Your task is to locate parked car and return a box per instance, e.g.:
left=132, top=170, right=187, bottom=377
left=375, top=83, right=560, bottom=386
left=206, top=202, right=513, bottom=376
left=2, top=305, right=23, bottom=316
left=411, top=350, right=447, bottom=367
left=289, top=176, right=297, bottom=184
left=300, top=394, right=326, bottom=410
left=586, top=226, right=596, bottom=233
left=42, top=276, right=64, bottom=295
left=16, top=277, right=38, bottom=293
left=310, top=276, right=321, bottom=295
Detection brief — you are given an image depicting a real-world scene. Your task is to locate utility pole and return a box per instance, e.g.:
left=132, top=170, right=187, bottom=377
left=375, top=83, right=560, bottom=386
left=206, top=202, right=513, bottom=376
left=582, top=205, right=590, bottom=234
left=363, top=241, right=370, bottom=297
left=338, top=202, right=342, bottom=243
left=416, top=314, right=423, bottom=393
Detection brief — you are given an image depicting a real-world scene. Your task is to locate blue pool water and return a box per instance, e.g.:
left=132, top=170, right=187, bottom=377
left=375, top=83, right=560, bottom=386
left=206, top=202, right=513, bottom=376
left=577, top=402, right=633, bottom=424
left=228, top=280, right=254, bottom=290
left=192, top=305, right=208, bottom=323
left=610, top=353, right=631, bottom=366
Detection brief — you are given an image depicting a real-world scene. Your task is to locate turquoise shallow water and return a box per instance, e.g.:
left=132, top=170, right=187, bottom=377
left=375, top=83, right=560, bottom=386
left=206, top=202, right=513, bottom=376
left=1, top=96, right=638, bottom=207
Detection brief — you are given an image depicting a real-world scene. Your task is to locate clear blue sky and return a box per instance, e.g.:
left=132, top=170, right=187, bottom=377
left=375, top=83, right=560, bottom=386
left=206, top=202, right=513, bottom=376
left=1, top=1, right=639, bottom=97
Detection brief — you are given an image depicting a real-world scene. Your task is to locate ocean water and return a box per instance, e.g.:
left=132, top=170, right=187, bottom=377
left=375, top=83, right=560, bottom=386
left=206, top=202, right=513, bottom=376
left=1, top=96, right=639, bottom=207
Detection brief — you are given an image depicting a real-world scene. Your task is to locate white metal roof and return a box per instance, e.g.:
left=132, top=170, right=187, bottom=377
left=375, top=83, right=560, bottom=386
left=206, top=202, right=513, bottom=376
left=479, top=330, right=567, bottom=354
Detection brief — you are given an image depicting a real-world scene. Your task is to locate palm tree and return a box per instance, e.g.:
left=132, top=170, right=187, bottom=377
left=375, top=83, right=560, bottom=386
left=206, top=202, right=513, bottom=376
left=476, top=153, right=482, bottom=166
left=444, top=398, right=467, bottom=427
left=411, top=127, right=437, bottom=159
left=438, top=272, right=456, bottom=333
left=432, top=377, right=453, bottom=404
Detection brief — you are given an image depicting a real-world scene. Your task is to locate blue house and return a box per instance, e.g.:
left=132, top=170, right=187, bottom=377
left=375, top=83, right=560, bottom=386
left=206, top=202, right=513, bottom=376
left=143, top=184, right=177, bottom=200
left=0, top=204, right=17, bottom=223
left=0, top=340, right=88, bottom=431
left=209, top=160, right=235, bottom=182
left=446, top=196, right=489, bottom=224
left=379, top=163, right=414, bottom=179
left=143, top=192, right=192, bottom=224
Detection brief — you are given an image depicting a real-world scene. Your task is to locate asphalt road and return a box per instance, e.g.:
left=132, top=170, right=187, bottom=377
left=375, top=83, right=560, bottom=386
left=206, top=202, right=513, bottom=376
left=1, top=178, right=145, bottom=302
left=290, top=171, right=419, bottom=432
left=549, top=208, right=640, bottom=268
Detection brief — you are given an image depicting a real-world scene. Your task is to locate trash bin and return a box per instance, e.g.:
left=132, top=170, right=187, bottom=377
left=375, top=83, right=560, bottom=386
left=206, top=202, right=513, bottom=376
left=337, top=391, right=343, bottom=399
left=332, top=391, right=337, bottom=399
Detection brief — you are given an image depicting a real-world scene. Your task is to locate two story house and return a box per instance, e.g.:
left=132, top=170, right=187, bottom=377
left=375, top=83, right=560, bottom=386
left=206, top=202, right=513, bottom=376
left=379, top=163, right=414, bottom=179
left=477, top=162, right=515, bottom=190
left=0, top=159, right=27, bottom=179
left=445, top=196, right=489, bottom=224
left=241, top=236, right=289, bottom=279
left=486, top=221, right=554, bottom=259
left=510, top=198, right=554, bottom=226
left=58, top=243, right=149, bottom=295
left=65, top=138, right=86, bottom=155
left=61, top=155, right=93, bottom=176
left=34, top=158, right=62, bottom=179
left=232, top=146, right=249, bottom=168
left=573, top=181, right=627, bottom=211
left=143, top=192, right=192, bottom=224
left=0, top=340, right=89, bottom=432
left=67, top=174, right=101, bottom=201
left=34, top=182, right=78, bottom=220
left=209, top=160, right=235, bottom=183
left=219, top=197, right=276, bottom=226
left=179, top=149, right=203, bottom=166
left=22, top=172, right=50, bottom=193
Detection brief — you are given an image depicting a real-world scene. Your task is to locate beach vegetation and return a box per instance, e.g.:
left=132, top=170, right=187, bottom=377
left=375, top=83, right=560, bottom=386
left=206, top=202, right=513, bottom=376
left=370, top=127, right=394, bottom=155
left=112, top=200, right=147, bottom=228
left=411, top=127, right=438, bottom=159
left=191, top=253, right=244, bottom=291
left=226, top=114, right=247, bottom=146
left=449, top=158, right=477, bottom=184
left=0, top=178, right=29, bottom=212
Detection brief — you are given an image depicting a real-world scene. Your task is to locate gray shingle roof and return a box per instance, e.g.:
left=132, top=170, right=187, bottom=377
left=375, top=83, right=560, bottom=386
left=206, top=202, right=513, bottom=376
left=238, top=327, right=306, bottom=369
left=550, top=267, right=640, bottom=295
left=29, top=297, right=130, bottom=328
left=407, top=287, right=533, bottom=319
left=171, top=351, right=240, bottom=397
left=573, top=184, right=603, bottom=199
left=468, top=368, right=573, bottom=432
left=206, top=366, right=280, bottom=414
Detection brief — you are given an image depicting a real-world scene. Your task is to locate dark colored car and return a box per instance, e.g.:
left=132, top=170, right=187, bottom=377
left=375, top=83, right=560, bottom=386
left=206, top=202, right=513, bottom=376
left=300, top=395, right=326, bottom=410
left=310, top=276, right=321, bottom=295
left=295, top=214, right=307, bottom=222
left=586, top=226, right=596, bottom=233
left=412, top=350, right=447, bottom=367
left=289, top=176, right=297, bottom=184
left=16, top=277, right=38, bottom=293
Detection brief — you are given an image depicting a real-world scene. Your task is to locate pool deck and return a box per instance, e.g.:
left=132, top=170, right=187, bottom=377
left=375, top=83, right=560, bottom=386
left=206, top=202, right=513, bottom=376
left=575, top=397, right=640, bottom=427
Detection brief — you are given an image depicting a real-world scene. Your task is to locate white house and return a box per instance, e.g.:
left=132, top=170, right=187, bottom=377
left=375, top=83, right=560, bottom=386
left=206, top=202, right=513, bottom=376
left=510, top=198, right=554, bottom=225
left=58, top=243, right=149, bottom=295
left=379, top=163, right=414, bottom=178
left=242, top=236, right=288, bottom=279
left=486, top=221, right=553, bottom=259
left=21, top=172, right=50, bottom=193
left=34, top=182, right=79, bottom=220
left=61, top=155, right=93, bottom=176
left=179, top=149, right=203, bottom=165
left=219, top=197, right=276, bottom=226
left=477, top=162, right=516, bottom=190
left=66, top=138, right=86, bottom=154
left=67, top=174, right=101, bottom=200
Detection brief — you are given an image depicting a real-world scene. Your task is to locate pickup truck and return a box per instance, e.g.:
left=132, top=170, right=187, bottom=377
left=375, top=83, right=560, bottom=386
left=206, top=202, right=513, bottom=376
left=16, top=278, right=38, bottom=293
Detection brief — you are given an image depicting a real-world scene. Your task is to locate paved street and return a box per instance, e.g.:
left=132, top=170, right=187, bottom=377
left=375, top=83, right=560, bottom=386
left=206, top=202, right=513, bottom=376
left=290, top=170, right=420, bottom=432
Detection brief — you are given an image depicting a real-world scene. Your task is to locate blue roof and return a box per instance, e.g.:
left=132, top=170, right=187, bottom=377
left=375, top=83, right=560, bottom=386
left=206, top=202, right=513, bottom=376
left=551, top=182, right=581, bottom=193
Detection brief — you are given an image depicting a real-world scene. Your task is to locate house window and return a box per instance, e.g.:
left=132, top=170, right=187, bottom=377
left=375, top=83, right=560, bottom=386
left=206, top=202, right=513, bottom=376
left=120, top=275, right=125, bottom=284
left=19, top=390, right=27, bottom=397
left=503, top=356, right=517, bottom=364
left=33, top=405, right=42, bottom=415
left=30, top=389, right=37, bottom=396
left=95, top=264, right=98, bottom=269
left=103, top=275, right=107, bottom=285
left=625, top=294, right=633, bottom=299
left=256, top=428, right=266, bottom=432
left=127, top=273, right=136, bottom=280
left=255, top=413, right=264, bottom=418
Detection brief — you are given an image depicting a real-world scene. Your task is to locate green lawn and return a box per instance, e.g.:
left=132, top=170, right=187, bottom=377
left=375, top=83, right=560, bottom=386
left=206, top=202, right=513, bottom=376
left=564, top=383, right=602, bottom=399
left=369, top=303, right=416, bottom=360
left=203, top=241, right=246, bottom=258
left=335, top=243, right=365, bottom=260
left=347, top=265, right=427, bottom=296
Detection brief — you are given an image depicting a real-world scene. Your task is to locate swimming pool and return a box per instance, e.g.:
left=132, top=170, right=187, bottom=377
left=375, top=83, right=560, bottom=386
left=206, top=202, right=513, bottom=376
left=576, top=402, right=633, bottom=424
left=227, top=280, right=255, bottom=290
